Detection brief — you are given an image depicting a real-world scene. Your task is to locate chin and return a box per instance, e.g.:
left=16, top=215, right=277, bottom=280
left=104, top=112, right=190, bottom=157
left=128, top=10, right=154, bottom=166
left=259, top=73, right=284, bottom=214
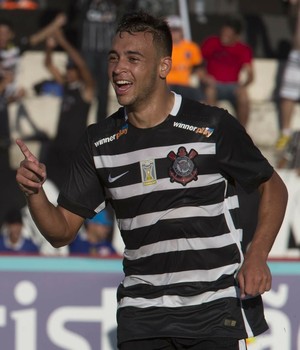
left=116, top=95, right=134, bottom=107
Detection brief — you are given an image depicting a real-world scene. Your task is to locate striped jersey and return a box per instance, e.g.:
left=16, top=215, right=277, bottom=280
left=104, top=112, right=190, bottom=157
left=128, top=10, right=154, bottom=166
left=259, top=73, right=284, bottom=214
left=58, top=93, right=273, bottom=344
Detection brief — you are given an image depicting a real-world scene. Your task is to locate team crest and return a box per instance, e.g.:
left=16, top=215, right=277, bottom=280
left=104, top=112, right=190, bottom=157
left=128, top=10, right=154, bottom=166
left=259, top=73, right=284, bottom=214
left=168, top=147, right=198, bottom=186
left=140, top=159, right=157, bottom=186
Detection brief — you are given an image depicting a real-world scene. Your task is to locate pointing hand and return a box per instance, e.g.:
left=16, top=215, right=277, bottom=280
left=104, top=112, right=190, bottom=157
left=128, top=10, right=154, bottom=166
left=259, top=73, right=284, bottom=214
left=15, top=139, right=47, bottom=196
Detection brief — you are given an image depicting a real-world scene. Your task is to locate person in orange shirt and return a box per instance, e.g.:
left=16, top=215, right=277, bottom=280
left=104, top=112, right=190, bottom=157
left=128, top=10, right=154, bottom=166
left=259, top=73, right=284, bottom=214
left=167, top=15, right=204, bottom=101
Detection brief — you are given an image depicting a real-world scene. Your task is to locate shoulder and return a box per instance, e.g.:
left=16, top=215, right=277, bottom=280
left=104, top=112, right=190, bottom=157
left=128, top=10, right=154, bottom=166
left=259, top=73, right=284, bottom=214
left=236, top=41, right=253, bottom=53
left=184, top=40, right=200, bottom=49
left=85, top=107, right=127, bottom=145
left=201, top=35, right=219, bottom=46
left=87, top=107, right=126, bottom=134
left=180, top=97, right=228, bottom=122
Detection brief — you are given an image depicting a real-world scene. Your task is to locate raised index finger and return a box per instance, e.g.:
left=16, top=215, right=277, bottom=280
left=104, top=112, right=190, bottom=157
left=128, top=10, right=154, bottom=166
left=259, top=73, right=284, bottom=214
left=16, top=138, right=38, bottom=164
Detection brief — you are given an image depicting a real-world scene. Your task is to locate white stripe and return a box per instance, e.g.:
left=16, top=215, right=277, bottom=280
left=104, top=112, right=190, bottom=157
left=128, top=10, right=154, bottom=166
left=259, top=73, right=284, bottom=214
left=124, top=233, right=235, bottom=260
left=118, top=286, right=237, bottom=309
left=223, top=196, right=244, bottom=265
left=94, top=201, right=106, bottom=213
left=170, top=92, right=182, bottom=115
left=226, top=194, right=239, bottom=210
left=123, top=263, right=239, bottom=287
left=93, top=142, right=216, bottom=169
left=241, top=307, right=254, bottom=338
left=120, top=203, right=224, bottom=231
left=108, top=173, right=224, bottom=200
left=239, top=339, right=247, bottom=350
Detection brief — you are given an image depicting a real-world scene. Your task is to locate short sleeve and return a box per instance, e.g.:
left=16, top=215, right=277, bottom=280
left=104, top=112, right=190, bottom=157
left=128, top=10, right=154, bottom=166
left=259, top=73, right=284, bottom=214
left=216, top=112, right=274, bottom=193
left=58, top=128, right=106, bottom=218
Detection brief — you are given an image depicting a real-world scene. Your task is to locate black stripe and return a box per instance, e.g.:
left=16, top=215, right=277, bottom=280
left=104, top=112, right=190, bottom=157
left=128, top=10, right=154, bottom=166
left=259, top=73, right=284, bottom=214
left=117, top=298, right=252, bottom=344
left=118, top=275, right=236, bottom=300
left=122, top=215, right=229, bottom=249
left=123, top=245, right=241, bottom=276
left=113, top=182, right=227, bottom=218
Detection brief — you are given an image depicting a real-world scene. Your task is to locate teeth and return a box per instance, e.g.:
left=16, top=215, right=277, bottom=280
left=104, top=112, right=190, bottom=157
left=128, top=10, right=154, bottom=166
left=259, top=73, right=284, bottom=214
left=116, top=80, right=131, bottom=85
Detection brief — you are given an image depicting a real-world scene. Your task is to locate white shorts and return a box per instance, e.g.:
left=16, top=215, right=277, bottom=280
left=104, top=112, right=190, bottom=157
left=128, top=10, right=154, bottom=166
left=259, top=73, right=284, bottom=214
left=280, top=49, right=300, bottom=100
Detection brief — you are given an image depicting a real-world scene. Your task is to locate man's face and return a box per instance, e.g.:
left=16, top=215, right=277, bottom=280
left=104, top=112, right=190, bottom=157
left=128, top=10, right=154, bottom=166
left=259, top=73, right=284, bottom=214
left=220, top=26, right=238, bottom=46
left=0, top=25, right=14, bottom=49
left=7, top=223, right=22, bottom=244
left=108, top=31, right=161, bottom=108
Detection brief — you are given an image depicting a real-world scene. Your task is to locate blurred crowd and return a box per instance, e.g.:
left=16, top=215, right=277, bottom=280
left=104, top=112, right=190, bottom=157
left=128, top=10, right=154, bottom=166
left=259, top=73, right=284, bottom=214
left=0, top=0, right=300, bottom=257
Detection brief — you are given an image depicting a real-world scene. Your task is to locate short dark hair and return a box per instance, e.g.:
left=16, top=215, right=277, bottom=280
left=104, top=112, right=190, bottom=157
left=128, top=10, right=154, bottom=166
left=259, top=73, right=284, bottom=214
left=116, top=11, right=172, bottom=57
left=223, top=16, right=243, bottom=35
left=4, top=209, right=23, bottom=224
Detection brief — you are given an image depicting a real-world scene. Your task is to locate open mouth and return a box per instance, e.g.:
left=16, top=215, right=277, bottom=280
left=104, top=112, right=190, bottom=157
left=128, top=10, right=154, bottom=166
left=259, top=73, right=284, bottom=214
left=114, top=80, right=133, bottom=94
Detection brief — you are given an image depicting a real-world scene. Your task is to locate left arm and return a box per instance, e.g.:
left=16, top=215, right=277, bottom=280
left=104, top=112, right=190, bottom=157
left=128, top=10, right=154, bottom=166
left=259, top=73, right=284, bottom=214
left=239, top=62, right=254, bottom=87
left=237, top=170, right=288, bottom=298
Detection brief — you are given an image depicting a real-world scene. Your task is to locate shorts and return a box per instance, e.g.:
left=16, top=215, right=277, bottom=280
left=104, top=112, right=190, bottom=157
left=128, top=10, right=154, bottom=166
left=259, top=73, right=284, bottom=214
left=119, top=337, right=247, bottom=350
left=279, top=50, right=300, bottom=100
left=215, top=83, right=238, bottom=106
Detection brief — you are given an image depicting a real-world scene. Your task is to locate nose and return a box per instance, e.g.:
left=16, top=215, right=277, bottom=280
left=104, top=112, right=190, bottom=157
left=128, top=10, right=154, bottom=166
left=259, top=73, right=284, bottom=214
left=110, top=57, right=128, bottom=76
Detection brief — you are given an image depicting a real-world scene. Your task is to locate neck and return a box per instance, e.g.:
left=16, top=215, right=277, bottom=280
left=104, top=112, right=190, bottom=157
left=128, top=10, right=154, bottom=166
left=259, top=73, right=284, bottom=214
left=126, top=88, right=174, bottom=129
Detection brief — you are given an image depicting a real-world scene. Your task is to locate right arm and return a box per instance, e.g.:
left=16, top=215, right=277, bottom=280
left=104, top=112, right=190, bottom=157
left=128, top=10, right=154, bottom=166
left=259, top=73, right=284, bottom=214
left=28, top=13, right=67, bottom=47
left=44, top=36, right=65, bottom=84
left=15, top=139, right=84, bottom=248
left=53, top=30, right=95, bottom=102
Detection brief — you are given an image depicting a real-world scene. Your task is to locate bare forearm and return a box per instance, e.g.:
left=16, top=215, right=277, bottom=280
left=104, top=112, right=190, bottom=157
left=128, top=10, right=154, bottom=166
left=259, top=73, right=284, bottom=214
left=237, top=171, right=288, bottom=298
left=26, top=190, right=74, bottom=248
left=16, top=139, right=84, bottom=247
left=29, top=13, right=66, bottom=47
left=246, top=171, right=288, bottom=259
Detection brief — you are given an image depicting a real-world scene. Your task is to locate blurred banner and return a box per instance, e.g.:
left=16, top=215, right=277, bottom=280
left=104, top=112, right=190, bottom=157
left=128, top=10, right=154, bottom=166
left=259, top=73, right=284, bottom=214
left=0, top=0, right=40, bottom=10
left=0, top=256, right=299, bottom=350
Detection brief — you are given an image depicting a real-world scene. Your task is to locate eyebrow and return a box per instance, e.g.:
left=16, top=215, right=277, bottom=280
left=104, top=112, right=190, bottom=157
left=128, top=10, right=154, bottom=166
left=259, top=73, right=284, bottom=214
left=108, top=49, right=145, bottom=57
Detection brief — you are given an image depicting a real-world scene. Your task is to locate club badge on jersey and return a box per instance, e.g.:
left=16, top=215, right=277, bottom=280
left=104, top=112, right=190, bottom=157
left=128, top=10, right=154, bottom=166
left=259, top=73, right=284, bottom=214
left=168, top=147, right=198, bottom=186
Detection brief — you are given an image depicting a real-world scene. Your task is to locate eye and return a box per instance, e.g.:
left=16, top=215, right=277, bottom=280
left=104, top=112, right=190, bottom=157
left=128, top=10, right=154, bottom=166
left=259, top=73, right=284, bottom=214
left=108, top=54, right=118, bottom=63
left=129, top=56, right=139, bottom=63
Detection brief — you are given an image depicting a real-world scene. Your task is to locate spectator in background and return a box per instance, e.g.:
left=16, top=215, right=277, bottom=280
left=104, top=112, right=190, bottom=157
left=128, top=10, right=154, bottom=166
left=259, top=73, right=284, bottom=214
left=74, top=0, right=118, bottom=122
left=69, top=208, right=116, bottom=257
left=166, top=15, right=204, bottom=102
left=43, top=29, right=95, bottom=190
left=201, top=16, right=254, bottom=127
left=0, top=208, right=39, bottom=254
left=276, top=0, right=300, bottom=151
left=0, top=13, right=66, bottom=150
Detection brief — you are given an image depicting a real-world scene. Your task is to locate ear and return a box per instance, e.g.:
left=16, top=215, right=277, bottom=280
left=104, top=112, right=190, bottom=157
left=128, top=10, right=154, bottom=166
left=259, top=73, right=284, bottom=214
left=159, top=56, right=172, bottom=79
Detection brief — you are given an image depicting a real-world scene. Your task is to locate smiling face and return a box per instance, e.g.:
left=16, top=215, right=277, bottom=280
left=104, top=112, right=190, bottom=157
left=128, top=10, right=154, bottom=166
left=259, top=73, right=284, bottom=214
left=108, top=31, right=165, bottom=109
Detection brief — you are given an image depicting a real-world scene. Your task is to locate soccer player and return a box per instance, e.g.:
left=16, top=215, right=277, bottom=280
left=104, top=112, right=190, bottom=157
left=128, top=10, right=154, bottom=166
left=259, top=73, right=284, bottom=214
left=16, top=11, right=287, bottom=350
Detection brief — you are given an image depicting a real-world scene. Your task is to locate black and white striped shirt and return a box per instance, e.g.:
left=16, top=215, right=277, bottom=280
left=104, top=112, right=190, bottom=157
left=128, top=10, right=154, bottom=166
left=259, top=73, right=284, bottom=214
left=58, top=93, right=273, bottom=344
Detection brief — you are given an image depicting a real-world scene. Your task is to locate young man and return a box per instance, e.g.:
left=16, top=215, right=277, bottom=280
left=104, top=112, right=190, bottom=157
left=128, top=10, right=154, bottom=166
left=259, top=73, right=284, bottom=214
left=201, top=16, right=254, bottom=127
left=16, top=11, right=287, bottom=350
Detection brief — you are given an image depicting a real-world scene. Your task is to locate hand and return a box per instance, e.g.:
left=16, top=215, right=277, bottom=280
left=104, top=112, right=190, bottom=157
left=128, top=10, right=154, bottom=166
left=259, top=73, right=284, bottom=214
left=203, top=74, right=216, bottom=87
left=53, top=13, right=67, bottom=28
left=236, top=252, right=272, bottom=299
left=15, top=139, right=47, bottom=196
